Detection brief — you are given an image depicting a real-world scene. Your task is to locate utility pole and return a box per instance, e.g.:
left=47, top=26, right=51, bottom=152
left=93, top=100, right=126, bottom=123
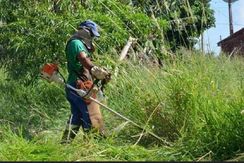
left=228, top=0, right=234, bottom=35
left=223, top=0, right=238, bottom=35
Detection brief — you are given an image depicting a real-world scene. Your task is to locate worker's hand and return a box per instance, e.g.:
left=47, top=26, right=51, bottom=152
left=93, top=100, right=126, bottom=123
left=91, top=66, right=110, bottom=80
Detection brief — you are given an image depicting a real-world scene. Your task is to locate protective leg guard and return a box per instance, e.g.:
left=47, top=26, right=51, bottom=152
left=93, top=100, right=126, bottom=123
left=88, top=101, right=106, bottom=137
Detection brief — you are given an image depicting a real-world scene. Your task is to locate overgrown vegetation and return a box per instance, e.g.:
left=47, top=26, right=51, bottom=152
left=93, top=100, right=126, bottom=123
left=0, top=0, right=214, bottom=84
left=0, top=53, right=243, bottom=161
left=0, top=0, right=243, bottom=161
left=0, top=0, right=167, bottom=84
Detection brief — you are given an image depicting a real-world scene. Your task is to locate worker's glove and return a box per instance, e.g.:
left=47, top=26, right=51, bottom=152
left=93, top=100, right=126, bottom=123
left=91, top=66, right=110, bottom=80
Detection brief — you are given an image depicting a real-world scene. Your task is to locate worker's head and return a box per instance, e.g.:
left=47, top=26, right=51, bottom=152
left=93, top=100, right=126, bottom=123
left=78, top=20, right=100, bottom=38
left=76, top=20, right=100, bottom=53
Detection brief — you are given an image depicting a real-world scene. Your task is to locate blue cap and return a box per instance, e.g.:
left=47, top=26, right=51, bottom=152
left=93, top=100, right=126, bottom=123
left=79, top=20, right=100, bottom=37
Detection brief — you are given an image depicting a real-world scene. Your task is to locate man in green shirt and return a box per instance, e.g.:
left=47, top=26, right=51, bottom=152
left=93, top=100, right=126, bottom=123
left=61, top=20, right=110, bottom=144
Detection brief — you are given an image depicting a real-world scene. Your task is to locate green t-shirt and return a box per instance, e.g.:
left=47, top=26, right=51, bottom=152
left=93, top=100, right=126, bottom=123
left=65, top=39, right=90, bottom=84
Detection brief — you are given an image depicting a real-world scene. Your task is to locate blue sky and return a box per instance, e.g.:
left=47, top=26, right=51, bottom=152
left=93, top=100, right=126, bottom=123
left=197, top=0, right=244, bottom=55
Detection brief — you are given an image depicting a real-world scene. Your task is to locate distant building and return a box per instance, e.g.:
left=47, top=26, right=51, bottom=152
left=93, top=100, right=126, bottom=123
left=217, top=28, right=244, bottom=56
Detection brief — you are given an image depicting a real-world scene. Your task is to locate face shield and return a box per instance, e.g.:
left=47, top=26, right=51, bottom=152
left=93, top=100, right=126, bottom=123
left=74, top=27, right=95, bottom=53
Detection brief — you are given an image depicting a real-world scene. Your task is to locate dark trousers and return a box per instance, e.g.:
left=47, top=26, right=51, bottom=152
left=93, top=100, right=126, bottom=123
left=65, top=82, right=92, bottom=131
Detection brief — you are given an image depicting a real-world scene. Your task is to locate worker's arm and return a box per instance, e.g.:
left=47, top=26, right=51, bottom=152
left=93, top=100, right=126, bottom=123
left=77, top=51, right=94, bottom=71
left=77, top=52, right=109, bottom=80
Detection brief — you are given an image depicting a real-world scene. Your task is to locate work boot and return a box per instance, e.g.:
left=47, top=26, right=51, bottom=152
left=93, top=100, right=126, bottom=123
left=60, top=125, right=80, bottom=144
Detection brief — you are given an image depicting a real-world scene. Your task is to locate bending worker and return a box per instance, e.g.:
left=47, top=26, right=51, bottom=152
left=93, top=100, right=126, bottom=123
left=61, top=20, right=110, bottom=144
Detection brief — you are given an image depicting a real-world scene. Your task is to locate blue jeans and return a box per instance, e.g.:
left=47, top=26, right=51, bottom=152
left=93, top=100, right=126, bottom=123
left=65, top=82, right=92, bottom=131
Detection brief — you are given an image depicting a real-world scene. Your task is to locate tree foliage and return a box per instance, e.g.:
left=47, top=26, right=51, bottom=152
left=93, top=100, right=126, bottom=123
left=0, top=0, right=215, bottom=84
left=0, top=0, right=167, bottom=84
left=131, top=0, right=215, bottom=51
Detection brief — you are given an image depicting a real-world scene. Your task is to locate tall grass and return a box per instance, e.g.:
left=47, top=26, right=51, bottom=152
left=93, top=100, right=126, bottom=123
left=106, top=51, right=244, bottom=160
left=0, top=52, right=243, bottom=161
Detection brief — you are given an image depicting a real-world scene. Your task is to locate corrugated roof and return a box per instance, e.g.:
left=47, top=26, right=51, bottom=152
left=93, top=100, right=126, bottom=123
left=217, top=27, right=244, bottom=46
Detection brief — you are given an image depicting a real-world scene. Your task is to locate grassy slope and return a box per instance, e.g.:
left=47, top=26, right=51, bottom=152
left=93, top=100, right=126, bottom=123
left=0, top=53, right=243, bottom=161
